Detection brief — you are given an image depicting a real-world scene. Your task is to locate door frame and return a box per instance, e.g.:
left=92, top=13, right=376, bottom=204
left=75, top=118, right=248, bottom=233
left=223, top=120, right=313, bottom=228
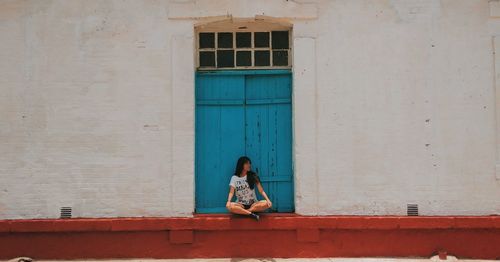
left=168, top=19, right=318, bottom=216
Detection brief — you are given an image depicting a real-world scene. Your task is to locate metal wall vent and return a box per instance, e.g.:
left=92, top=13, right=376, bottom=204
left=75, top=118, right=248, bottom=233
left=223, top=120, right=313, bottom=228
left=60, top=206, right=72, bottom=218
left=407, top=204, right=419, bottom=216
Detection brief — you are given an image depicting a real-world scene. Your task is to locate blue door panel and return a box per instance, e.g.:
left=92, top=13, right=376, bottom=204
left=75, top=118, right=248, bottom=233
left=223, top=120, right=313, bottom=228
left=244, top=77, right=293, bottom=212
left=245, top=74, right=291, bottom=100
left=195, top=70, right=293, bottom=213
left=196, top=75, right=245, bottom=101
left=195, top=74, right=246, bottom=213
left=195, top=106, right=219, bottom=209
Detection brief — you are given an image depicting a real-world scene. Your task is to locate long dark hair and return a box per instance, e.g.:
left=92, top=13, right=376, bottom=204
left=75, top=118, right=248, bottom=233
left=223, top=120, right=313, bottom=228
left=234, top=156, right=260, bottom=189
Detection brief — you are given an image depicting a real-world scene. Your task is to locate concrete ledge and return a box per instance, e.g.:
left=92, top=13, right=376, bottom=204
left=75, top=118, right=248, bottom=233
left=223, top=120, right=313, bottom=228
left=297, top=228, right=320, bottom=242
left=169, top=230, right=194, bottom=244
left=1, top=214, right=499, bottom=232
left=0, top=215, right=499, bottom=259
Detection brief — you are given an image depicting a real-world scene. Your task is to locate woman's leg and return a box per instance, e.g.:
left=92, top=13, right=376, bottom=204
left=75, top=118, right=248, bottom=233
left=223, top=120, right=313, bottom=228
left=227, top=202, right=252, bottom=215
left=248, top=200, right=271, bottom=213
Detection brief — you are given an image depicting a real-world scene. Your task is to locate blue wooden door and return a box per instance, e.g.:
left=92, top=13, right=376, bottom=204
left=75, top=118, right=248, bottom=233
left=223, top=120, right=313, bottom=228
left=195, top=69, right=293, bottom=213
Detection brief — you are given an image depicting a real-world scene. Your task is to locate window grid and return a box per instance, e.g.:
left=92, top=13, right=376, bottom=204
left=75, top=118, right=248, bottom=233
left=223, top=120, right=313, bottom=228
left=197, top=31, right=291, bottom=70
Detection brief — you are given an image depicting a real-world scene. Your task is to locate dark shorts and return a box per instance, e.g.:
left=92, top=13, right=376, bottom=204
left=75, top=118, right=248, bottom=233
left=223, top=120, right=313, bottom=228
left=241, top=200, right=256, bottom=209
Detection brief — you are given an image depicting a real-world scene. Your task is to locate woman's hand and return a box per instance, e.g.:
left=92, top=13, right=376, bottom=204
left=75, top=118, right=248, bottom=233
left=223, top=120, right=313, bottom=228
left=226, top=201, right=231, bottom=209
left=266, top=200, right=272, bottom=208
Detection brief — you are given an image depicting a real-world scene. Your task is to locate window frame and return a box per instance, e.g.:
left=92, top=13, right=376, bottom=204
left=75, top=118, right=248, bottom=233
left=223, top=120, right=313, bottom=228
left=195, top=28, right=292, bottom=70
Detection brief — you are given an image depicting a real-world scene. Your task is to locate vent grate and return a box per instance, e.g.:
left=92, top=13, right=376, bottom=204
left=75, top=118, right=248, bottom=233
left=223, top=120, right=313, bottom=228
left=407, top=204, right=419, bottom=216
left=60, top=206, right=72, bottom=219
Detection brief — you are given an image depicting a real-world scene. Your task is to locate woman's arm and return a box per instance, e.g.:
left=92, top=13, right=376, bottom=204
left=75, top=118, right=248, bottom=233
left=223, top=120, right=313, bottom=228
left=256, top=179, right=271, bottom=202
left=226, top=186, right=235, bottom=208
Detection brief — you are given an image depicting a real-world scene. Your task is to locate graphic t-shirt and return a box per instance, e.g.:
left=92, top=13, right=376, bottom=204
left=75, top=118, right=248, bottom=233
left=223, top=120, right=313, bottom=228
left=229, top=174, right=257, bottom=205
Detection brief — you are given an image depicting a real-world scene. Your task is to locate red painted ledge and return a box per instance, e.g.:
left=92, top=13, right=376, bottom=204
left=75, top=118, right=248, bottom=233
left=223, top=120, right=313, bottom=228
left=0, top=214, right=499, bottom=260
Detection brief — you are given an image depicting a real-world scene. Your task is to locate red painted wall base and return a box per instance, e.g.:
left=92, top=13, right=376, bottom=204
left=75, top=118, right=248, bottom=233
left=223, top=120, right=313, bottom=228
left=1, top=214, right=499, bottom=260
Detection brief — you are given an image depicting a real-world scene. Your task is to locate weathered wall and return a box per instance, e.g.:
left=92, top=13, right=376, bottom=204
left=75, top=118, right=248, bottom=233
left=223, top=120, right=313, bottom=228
left=0, top=0, right=190, bottom=218
left=312, top=0, right=499, bottom=215
left=0, top=0, right=498, bottom=219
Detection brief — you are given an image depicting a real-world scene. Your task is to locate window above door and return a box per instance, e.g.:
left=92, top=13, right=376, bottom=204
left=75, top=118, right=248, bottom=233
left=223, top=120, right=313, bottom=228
left=195, top=18, right=292, bottom=70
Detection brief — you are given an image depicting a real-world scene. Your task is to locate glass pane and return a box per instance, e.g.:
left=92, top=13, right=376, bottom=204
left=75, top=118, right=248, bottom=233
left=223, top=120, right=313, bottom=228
left=236, top=32, right=251, bottom=48
left=199, top=33, right=215, bottom=49
left=199, top=51, right=215, bottom=67
left=254, top=32, right=269, bottom=48
left=254, top=51, right=270, bottom=66
left=272, top=31, right=289, bottom=49
left=236, top=51, right=251, bottom=66
left=217, top=50, right=234, bottom=67
left=217, top=32, right=233, bottom=48
left=273, top=50, right=288, bottom=66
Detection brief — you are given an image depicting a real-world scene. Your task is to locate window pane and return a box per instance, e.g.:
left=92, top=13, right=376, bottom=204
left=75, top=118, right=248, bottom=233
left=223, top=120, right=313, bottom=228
left=254, top=32, right=269, bottom=48
left=236, top=51, right=251, bottom=66
left=199, top=33, right=215, bottom=49
left=199, top=51, right=215, bottom=67
left=273, top=50, right=288, bottom=66
left=217, top=50, right=234, bottom=67
left=254, top=50, right=270, bottom=66
left=272, top=31, right=289, bottom=49
left=218, top=32, right=233, bottom=48
left=236, top=32, right=251, bottom=48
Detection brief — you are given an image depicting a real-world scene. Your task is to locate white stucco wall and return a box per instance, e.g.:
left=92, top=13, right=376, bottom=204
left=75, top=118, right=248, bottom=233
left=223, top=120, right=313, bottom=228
left=0, top=0, right=499, bottom=219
